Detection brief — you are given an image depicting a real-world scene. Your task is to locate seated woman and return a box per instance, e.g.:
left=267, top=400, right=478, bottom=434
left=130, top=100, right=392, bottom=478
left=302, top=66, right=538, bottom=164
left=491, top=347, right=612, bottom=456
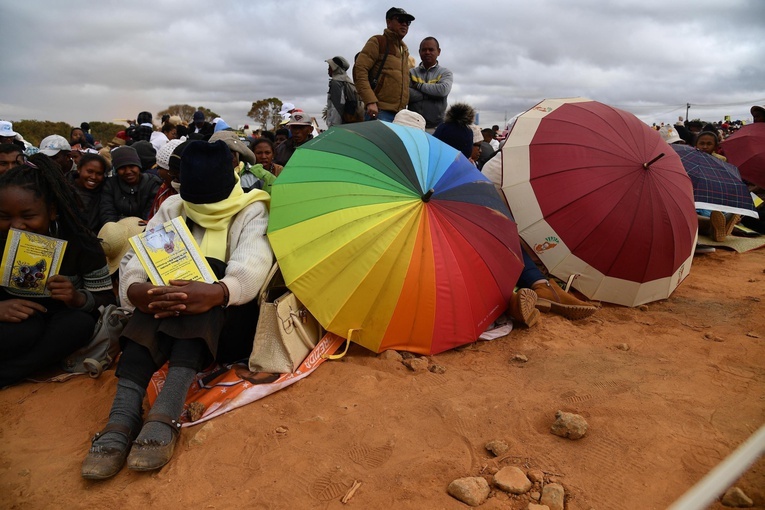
left=67, top=152, right=108, bottom=233
left=100, top=146, right=161, bottom=224
left=81, top=140, right=272, bottom=480
left=0, top=154, right=115, bottom=387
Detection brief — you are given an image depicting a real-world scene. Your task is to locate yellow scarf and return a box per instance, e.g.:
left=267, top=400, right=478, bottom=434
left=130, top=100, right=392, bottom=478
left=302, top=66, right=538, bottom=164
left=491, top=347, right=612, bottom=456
left=183, top=172, right=270, bottom=261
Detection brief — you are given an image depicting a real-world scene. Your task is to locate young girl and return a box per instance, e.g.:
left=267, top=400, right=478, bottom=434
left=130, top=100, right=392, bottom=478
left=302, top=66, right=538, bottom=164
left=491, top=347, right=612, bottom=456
left=694, top=130, right=727, bottom=161
left=68, top=152, right=107, bottom=233
left=0, top=154, right=115, bottom=387
left=694, top=131, right=740, bottom=240
left=81, top=140, right=272, bottom=480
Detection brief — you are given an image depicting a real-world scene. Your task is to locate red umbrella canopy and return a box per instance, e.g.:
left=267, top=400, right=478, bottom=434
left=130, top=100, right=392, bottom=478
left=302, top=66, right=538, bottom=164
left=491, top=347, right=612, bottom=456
left=721, top=123, right=765, bottom=188
left=500, top=98, right=698, bottom=306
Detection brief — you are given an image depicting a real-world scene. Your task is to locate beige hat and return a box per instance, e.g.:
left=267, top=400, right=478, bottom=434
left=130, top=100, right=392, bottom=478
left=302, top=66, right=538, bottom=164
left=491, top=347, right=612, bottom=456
left=393, top=110, right=426, bottom=130
left=659, top=125, right=682, bottom=144
left=98, top=217, right=145, bottom=275
left=209, top=130, right=256, bottom=165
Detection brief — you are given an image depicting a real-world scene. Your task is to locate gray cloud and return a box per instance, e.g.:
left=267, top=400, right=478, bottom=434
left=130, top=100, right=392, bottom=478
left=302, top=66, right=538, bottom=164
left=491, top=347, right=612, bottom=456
left=1, top=0, right=764, bottom=131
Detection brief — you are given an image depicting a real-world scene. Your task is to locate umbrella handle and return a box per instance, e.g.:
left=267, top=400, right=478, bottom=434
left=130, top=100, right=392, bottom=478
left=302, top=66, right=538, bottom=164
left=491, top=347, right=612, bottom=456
left=643, top=153, right=665, bottom=169
left=322, top=329, right=359, bottom=360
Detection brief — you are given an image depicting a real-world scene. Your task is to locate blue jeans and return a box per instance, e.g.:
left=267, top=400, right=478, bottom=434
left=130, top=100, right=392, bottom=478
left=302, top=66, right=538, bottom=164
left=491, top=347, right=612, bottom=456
left=364, top=110, right=396, bottom=122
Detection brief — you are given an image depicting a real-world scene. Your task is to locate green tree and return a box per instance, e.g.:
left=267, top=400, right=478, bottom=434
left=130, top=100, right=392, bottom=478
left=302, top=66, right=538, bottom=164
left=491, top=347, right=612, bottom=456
left=156, top=105, right=220, bottom=124
left=11, top=120, right=72, bottom=147
left=247, top=98, right=283, bottom=131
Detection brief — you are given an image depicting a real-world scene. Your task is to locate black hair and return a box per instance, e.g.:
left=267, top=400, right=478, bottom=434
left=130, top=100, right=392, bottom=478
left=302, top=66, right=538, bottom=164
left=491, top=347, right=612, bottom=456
left=80, top=122, right=90, bottom=132
left=0, top=153, right=101, bottom=253
left=251, top=138, right=275, bottom=151
left=260, top=130, right=275, bottom=143
left=0, top=143, right=23, bottom=156
left=161, top=122, right=176, bottom=134
left=421, top=36, right=440, bottom=49
left=77, top=153, right=108, bottom=174
left=275, top=128, right=290, bottom=138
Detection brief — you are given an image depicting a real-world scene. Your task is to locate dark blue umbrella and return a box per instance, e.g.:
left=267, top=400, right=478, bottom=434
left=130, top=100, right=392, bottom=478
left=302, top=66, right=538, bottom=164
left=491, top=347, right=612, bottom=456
left=671, top=144, right=757, bottom=218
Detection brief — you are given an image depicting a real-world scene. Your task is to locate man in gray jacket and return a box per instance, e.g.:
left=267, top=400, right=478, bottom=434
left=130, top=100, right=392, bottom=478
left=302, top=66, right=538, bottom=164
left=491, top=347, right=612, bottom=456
left=408, top=37, right=453, bottom=132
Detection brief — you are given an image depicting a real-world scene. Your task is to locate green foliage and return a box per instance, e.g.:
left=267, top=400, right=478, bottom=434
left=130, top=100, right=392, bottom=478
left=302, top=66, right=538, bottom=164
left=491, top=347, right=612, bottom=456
left=12, top=120, right=72, bottom=147
left=247, top=98, right=283, bottom=130
left=156, top=105, right=220, bottom=125
left=86, top=121, right=129, bottom=146
left=10, top=120, right=126, bottom=147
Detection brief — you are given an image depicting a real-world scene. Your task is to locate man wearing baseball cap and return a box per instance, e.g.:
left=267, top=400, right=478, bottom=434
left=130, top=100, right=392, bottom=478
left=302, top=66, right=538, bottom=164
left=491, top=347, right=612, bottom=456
left=274, top=112, right=314, bottom=166
left=39, top=134, right=74, bottom=174
left=353, top=7, right=415, bottom=122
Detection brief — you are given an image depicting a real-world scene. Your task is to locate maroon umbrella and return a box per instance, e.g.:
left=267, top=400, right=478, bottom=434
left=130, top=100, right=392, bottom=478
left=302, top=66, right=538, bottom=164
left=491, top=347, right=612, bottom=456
left=721, top=123, right=765, bottom=188
left=499, top=98, right=698, bottom=306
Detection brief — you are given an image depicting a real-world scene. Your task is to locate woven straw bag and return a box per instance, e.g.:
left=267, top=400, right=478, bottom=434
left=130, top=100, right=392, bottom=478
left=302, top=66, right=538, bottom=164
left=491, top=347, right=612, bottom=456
left=248, top=263, right=323, bottom=373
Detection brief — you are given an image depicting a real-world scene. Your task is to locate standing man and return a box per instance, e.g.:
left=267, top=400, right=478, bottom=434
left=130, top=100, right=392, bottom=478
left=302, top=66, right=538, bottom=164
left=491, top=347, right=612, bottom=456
left=353, top=7, right=414, bottom=122
left=408, top=37, right=453, bottom=133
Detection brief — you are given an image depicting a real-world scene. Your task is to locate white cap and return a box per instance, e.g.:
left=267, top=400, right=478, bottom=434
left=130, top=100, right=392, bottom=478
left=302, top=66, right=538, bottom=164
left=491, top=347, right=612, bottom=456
left=0, top=120, right=19, bottom=138
left=39, top=135, right=72, bottom=156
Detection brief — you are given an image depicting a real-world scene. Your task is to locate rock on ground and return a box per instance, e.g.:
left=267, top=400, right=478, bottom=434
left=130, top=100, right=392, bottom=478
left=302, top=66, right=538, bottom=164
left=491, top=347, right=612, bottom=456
left=493, top=466, right=532, bottom=494
left=550, top=410, right=588, bottom=439
left=378, top=350, right=403, bottom=362
left=485, top=439, right=509, bottom=457
left=540, top=483, right=565, bottom=510
left=447, top=477, right=490, bottom=507
left=721, top=486, right=753, bottom=507
left=527, top=469, right=544, bottom=483
left=528, top=504, right=550, bottom=510
left=188, top=421, right=215, bottom=446
left=402, top=357, right=429, bottom=372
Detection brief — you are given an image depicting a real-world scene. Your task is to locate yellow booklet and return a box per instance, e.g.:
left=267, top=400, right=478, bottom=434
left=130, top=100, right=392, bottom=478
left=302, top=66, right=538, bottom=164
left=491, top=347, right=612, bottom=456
left=0, top=229, right=67, bottom=297
left=129, top=217, right=216, bottom=286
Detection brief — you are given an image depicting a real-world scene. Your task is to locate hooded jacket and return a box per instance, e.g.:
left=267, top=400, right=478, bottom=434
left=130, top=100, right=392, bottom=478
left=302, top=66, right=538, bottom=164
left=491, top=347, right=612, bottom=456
left=353, top=28, right=410, bottom=113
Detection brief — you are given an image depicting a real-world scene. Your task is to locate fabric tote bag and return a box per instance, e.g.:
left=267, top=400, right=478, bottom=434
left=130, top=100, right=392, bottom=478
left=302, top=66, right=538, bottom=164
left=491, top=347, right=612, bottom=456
left=248, top=263, right=323, bottom=373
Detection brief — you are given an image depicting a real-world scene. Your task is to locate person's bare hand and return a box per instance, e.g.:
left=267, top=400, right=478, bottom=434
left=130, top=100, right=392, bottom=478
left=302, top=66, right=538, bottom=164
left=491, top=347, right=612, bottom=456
left=0, top=299, right=47, bottom=323
left=128, top=282, right=187, bottom=318
left=47, top=275, right=86, bottom=308
left=366, top=103, right=379, bottom=119
left=165, top=280, right=224, bottom=315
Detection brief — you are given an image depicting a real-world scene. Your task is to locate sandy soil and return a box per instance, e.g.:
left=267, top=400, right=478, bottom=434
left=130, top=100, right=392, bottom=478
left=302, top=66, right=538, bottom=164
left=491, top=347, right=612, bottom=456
left=1, top=248, right=764, bottom=510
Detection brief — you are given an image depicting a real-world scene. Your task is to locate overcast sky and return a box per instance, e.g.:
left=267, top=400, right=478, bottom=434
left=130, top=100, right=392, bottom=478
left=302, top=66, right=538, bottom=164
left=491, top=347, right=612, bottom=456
left=2, top=0, right=764, bottom=131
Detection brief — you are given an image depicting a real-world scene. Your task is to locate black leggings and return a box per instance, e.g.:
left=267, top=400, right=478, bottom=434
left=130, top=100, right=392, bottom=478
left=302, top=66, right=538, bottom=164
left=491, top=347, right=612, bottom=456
left=115, top=336, right=207, bottom=389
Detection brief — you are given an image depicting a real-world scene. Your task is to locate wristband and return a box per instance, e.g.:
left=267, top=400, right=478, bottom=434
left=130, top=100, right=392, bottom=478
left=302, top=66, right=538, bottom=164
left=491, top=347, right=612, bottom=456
left=214, top=281, right=230, bottom=309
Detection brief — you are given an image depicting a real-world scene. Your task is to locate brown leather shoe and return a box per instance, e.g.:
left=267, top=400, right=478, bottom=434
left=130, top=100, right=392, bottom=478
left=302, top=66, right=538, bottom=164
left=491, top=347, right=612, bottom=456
left=710, top=211, right=741, bottom=242
left=126, top=414, right=182, bottom=472
left=531, top=279, right=597, bottom=320
left=81, top=423, right=137, bottom=480
left=508, top=288, right=540, bottom=327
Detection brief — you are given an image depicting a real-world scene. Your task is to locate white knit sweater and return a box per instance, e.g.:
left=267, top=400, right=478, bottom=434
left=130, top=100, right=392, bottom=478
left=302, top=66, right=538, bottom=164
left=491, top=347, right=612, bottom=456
left=119, top=195, right=273, bottom=309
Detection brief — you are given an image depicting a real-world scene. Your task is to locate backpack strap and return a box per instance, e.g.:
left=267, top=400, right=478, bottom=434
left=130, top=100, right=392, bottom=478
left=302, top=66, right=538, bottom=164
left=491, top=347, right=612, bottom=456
left=369, top=34, right=390, bottom=93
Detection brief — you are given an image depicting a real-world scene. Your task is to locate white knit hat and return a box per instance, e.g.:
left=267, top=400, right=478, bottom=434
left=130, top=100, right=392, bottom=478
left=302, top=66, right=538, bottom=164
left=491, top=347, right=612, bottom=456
left=392, top=110, right=426, bottom=130
left=156, top=137, right=186, bottom=170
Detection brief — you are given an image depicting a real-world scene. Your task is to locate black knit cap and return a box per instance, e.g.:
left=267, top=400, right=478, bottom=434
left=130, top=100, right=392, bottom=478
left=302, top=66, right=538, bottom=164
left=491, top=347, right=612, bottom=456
left=180, top=140, right=235, bottom=204
left=168, top=140, right=190, bottom=176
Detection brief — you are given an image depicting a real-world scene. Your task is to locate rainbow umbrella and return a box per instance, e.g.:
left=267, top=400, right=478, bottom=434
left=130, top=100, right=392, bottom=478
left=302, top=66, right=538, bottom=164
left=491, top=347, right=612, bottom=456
left=267, top=121, right=524, bottom=355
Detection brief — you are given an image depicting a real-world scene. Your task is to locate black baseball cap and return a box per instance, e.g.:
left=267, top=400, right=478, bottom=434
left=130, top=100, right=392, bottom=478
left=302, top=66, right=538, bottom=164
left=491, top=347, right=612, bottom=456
left=386, top=7, right=415, bottom=21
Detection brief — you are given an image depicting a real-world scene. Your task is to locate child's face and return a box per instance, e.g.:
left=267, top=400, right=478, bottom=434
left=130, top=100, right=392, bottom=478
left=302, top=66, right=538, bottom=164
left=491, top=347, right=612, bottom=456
left=0, top=186, right=56, bottom=236
left=695, top=134, right=717, bottom=154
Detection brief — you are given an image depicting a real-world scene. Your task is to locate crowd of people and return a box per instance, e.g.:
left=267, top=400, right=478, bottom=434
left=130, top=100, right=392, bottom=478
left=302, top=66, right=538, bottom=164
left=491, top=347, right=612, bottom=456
left=0, top=5, right=761, bottom=483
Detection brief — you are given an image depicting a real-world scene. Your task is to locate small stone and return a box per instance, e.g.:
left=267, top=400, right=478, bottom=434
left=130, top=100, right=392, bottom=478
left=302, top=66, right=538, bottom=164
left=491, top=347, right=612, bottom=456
left=551, top=411, right=588, bottom=439
left=547, top=476, right=560, bottom=484
left=18, top=469, right=30, bottom=477
left=530, top=491, right=541, bottom=501
left=540, top=483, right=565, bottom=510
left=275, top=426, right=288, bottom=434
left=639, top=305, right=649, bottom=311
left=447, top=477, right=490, bottom=507
left=527, top=470, right=544, bottom=483
left=189, top=422, right=215, bottom=446
left=616, top=343, right=630, bottom=351
left=748, top=278, right=757, bottom=283
left=429, top=364, right=446, bottom=374
left=402, top=357, right=429, bottom=372
left=378, top=350, right=403, bottom=362
left=746, top=332, right=760, bottom=338
left=704, top=332, right=714, bottom=339
left=494, top=466, right=532, bottom=494
left=485, top=439, right=510, bottom=456
left=721, top=486, right=753, bottom=507
left=511, top=354, right=529, bottom=363
left=528, top=504, right=550, bottom=510
left=400, top=351, right=416, bottom=359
